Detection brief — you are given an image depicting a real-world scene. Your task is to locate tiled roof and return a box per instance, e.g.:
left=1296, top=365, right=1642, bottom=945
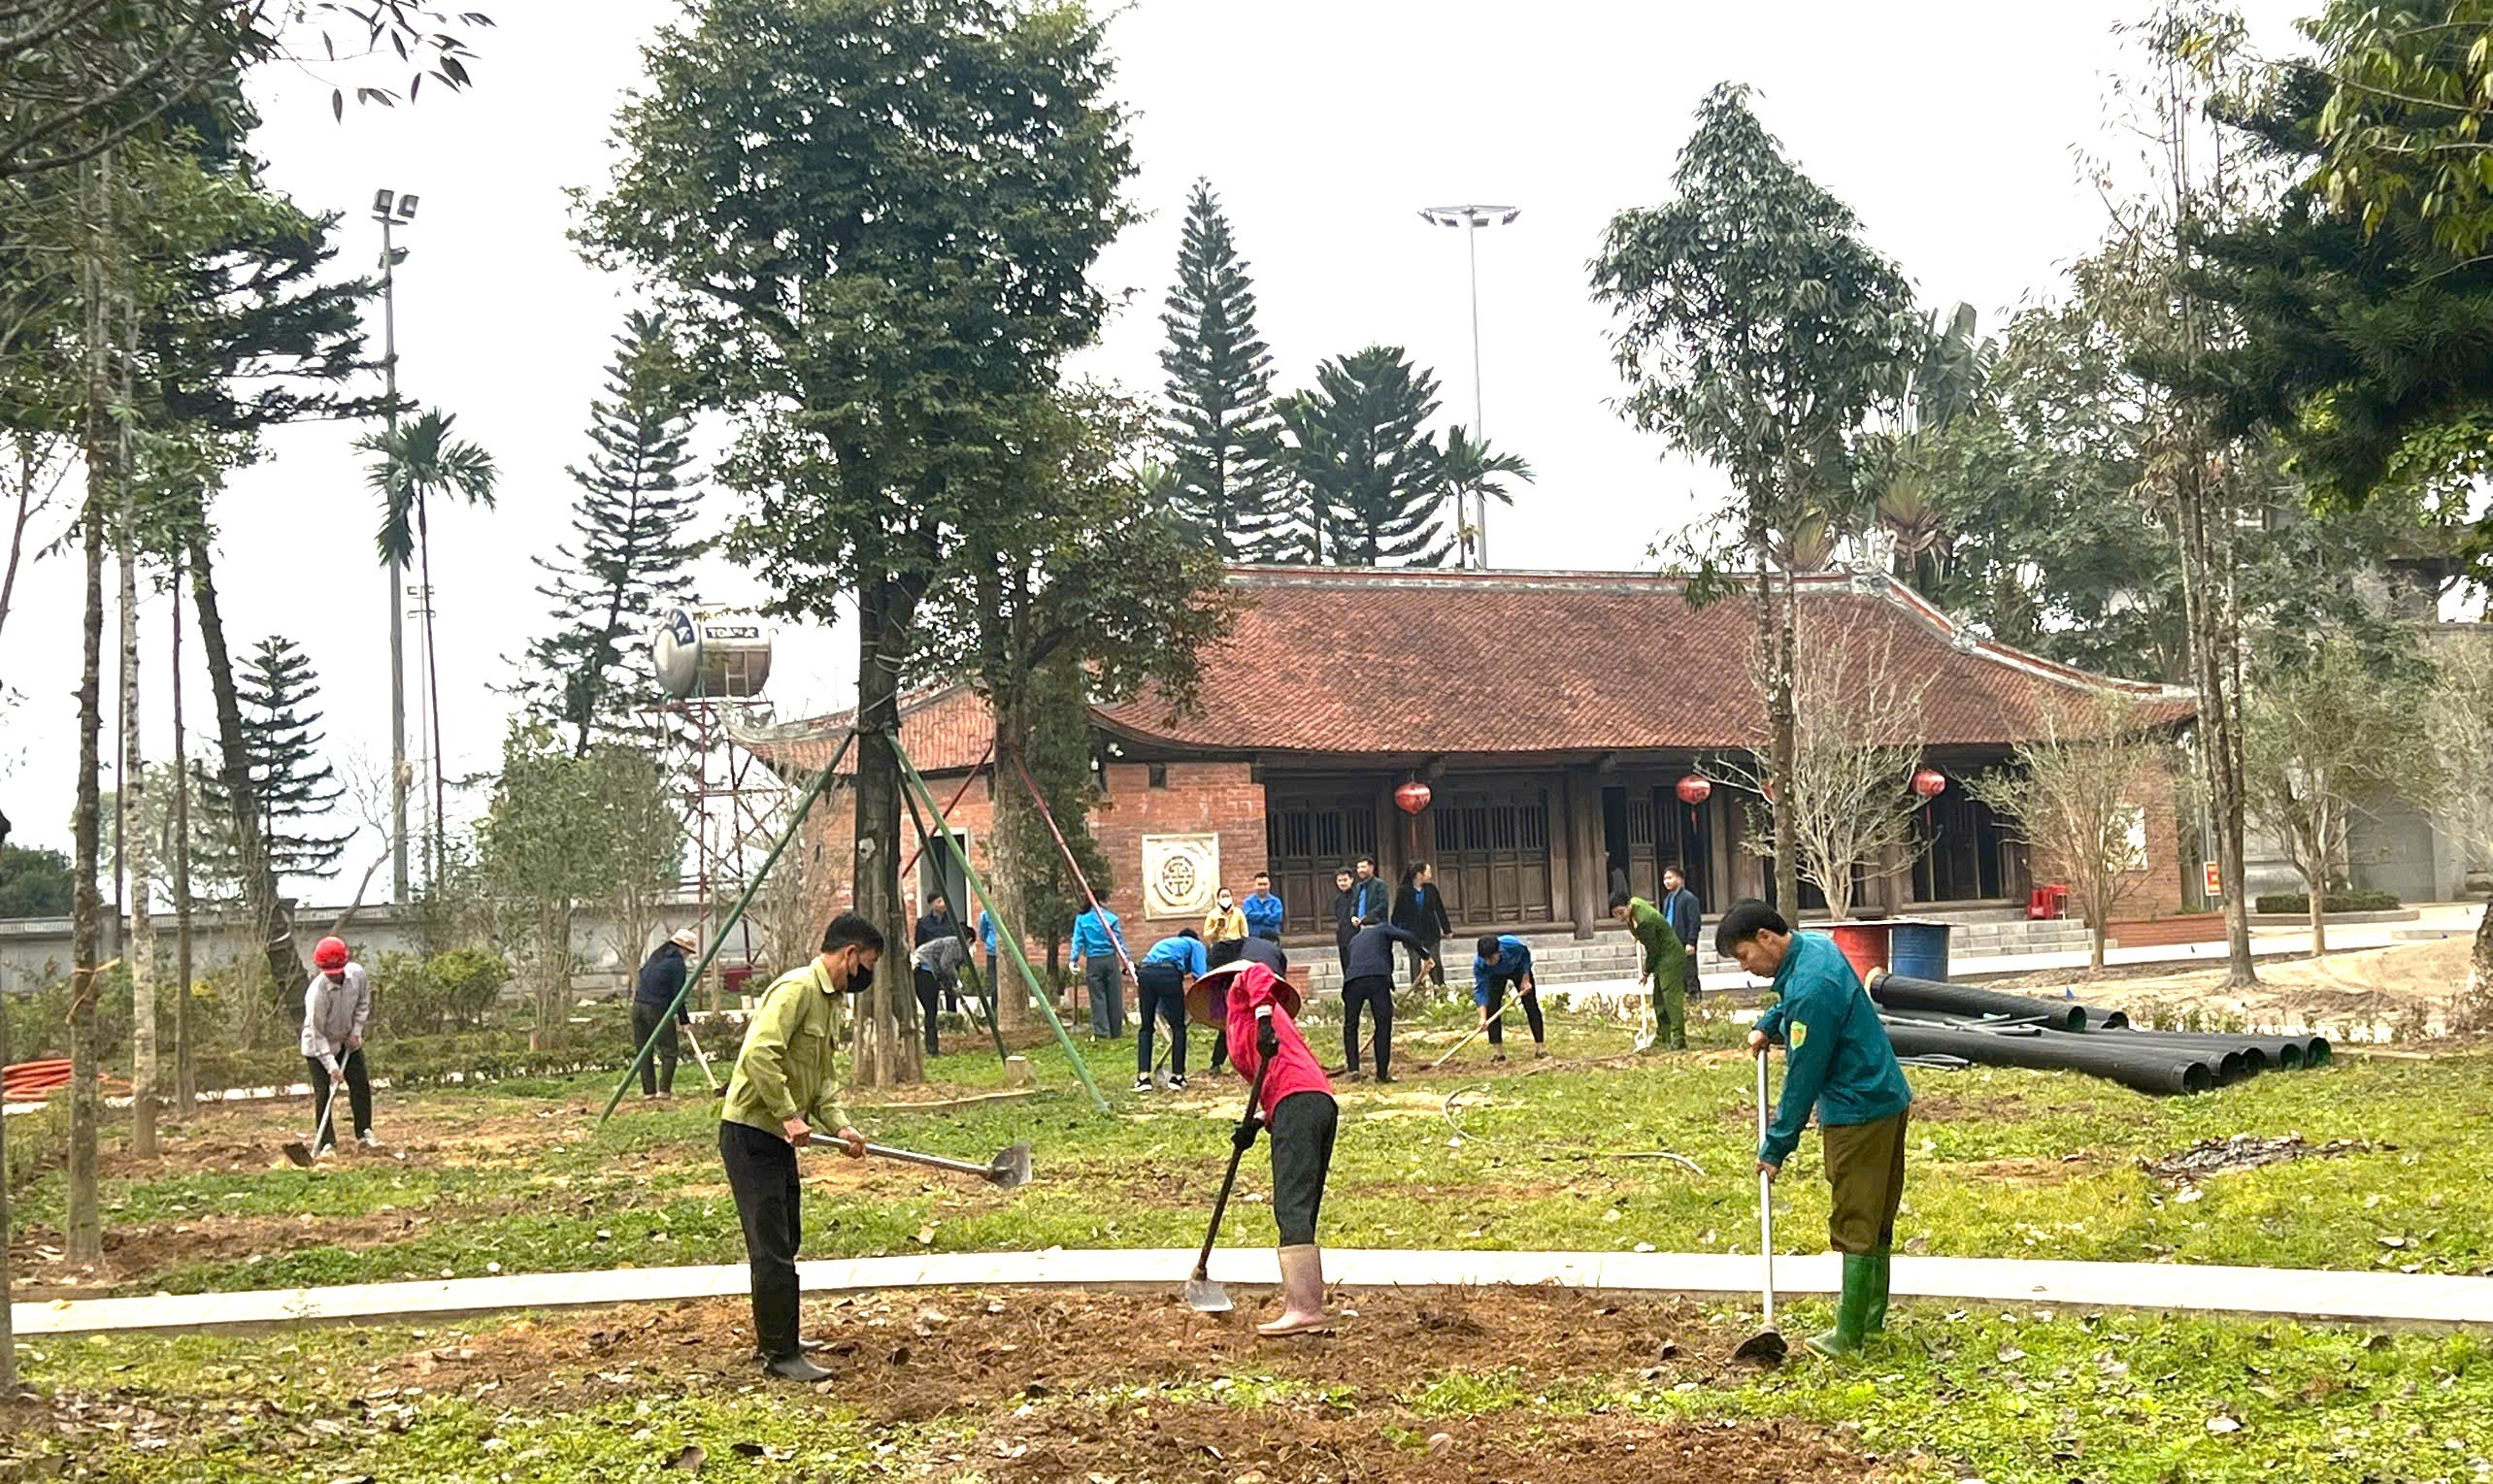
left=731, top=684, right=993, bottom=775
left=738, top=567, right=2197, bottom=772
left=1092, top=566, right=2195, bottom=755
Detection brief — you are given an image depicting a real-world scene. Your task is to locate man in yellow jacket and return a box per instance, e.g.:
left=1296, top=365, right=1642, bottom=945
left=719, top=912, right=881, bottom=1382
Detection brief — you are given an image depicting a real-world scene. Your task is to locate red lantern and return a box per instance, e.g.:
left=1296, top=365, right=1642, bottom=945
left=1674, top=774, right=1712, bottom=807
left=1394, top=779, right=1433, bottom=815
left=1911, top=767, right=1947, bottom=800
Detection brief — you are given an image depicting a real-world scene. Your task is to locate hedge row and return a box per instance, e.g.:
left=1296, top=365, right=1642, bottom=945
left=2252, top=889, right=2403, bottom=914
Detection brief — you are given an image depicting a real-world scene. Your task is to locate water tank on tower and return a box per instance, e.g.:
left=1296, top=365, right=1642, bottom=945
left=652, top=607, right=774, bottom=700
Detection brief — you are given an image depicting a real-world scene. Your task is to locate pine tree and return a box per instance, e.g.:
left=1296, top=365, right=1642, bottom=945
left=517, top=311, right=705, bottom=755
left=1280, top=346, right=1451, bottom=567
left=1158, top=181, right=1287, bottom=562
left=202, top=636, right=350, bottom=882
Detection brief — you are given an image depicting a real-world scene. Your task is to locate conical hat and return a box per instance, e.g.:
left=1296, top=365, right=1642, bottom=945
left=1183, top=959, right=1303, bottom=1027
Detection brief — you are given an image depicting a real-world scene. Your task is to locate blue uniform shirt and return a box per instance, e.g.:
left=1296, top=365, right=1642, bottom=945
left=1241, top=889, right=1285, bottom=939
left=1140, top=935, right=1209, bottom=976
left=977, top=909, right=998, bottom=954
left=1471, top=935, right=1533, bottom=1006
left=1752, top=933, right=1912, bottom=1167
left=1071, top=906, right=1126, bottom=964
left=1662, top=886, right=1701, bottom=949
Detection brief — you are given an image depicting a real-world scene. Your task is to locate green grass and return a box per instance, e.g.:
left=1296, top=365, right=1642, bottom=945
left=25, top=1000, right=2493, bottom=1300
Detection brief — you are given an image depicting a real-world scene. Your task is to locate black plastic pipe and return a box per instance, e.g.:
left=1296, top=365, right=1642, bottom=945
left=1867, top=970, right=2127, bottom=1032
left=2107, top=1027, right=2329, bottom=1070
left=1881, top=1019, right=2214, bottom=1095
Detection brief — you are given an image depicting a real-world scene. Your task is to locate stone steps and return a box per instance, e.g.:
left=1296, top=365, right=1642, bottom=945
left=1290, top=916, right=2100, bottom=994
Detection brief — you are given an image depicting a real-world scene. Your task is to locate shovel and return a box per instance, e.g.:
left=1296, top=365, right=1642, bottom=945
left=681, top=1021, right=720, bottom=1093
left=281, top=1073, right=342, bottom=1169
left=1184, top=1055, right=1275, bottom=1313
left=1427, top=1001, right=1512, bottom=1071
left=862, top=1140, right=1033, bottom=1190
left=1733, top=1046, right=1789, bottom=1367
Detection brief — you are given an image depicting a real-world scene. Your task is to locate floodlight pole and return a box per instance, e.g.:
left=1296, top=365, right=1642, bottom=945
left=379, top=203, right=407, bottom=901
left=1418, top=204, right=1519, bottom=570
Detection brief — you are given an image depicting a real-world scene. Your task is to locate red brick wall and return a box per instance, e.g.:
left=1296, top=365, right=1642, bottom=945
left=788, top=763, right=1271, bottom=960
left=1095, top=761, right=1269, bottom=935
left=2029, top=757, right=2187, bottom=921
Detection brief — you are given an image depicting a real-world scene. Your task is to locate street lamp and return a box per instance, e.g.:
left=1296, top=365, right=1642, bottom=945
left=1417, top=203, right=1520, bottom=569
left=374, top=187, right=417, bottom=902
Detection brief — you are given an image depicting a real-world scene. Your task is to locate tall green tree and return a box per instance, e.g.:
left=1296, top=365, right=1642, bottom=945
left=582, top=0, right=1135, bottom=1087
left=919, top=388, right=1232, bottom=1024
left=0, top=843, right=73, bottom=917
left=195, top=636, right=351, bottom=883
left=1158, top=180, right=1286, bottom=562
left=1279, top=346, right=1452, bottom=567
left=1589, top=82, right=1921, bottom=912
left=516, top=310, right=706, bottom=756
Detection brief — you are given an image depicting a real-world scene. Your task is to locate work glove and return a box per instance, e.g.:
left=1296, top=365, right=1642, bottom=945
left=1231, top=1117, right=1263, bottom=1153
left=1256, top=1022, right=1280, bottom=1061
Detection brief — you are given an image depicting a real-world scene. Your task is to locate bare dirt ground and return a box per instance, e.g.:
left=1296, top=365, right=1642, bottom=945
left=381, top=1286, right=1888, bottom=1481
left=1985, top=934, right=2471, bottom=1040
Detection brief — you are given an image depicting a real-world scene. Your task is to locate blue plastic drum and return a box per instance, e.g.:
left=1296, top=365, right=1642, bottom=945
left=1887, top=919, right=1953, bottom=983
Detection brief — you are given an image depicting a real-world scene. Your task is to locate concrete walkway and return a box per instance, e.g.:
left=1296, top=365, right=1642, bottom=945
left=17, top=1247, right=2491, bottom=1337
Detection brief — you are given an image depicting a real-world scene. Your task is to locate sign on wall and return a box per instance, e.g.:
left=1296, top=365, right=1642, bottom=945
left=1142, top=833, right=1220, bottom=920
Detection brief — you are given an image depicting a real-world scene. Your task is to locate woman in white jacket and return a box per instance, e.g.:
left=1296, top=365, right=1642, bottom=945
left=301, top=935, right=377, bottom=1153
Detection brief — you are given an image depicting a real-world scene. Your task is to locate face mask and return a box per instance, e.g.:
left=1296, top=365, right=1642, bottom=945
left=846, top=962, right=874, bottom=994
left=1217, top=896, right=1233, bottom=908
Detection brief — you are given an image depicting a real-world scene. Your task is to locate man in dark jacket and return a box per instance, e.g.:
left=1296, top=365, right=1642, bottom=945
left=1351, top=856, right=1389, bottom=927
left=1328, top=868, right=1359, bottom=964
left=634, top=928, right=699, bottom=1098
left=1339, top=919, right=1426, bottom=1081
left=1661, top=865, right=1703, bottom=1008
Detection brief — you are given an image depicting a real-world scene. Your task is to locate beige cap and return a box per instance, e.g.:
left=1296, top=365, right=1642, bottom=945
left=670, top=929, right=699, bottom=952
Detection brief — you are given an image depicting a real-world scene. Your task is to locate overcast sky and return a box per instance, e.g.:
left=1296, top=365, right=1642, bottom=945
left=1, top=0, right=2312, bottom=880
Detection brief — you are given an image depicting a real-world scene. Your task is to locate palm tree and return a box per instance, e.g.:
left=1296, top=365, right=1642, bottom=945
left=358, top=408, right=497, bottom=884
left=1439, top=425, right=1533, bottom=569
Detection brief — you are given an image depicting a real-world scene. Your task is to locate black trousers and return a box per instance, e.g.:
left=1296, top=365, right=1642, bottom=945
left=1135, top=963, right=1187, bottom=1075
left=1481, top=975, right=1545, bottom=1045
left=1406, top=940, right=1440, bottom=989
left=914, top=967, right=943, bottom=1057
left=1270, top=1091, right=1339, bottom=1246
left=303, top=1049, right=372, bottom=1149
left=1341, top=974, right=1393, bottom=1077
left=632, top=1002, right=681, bottom=1095
left=719, top=1119, right=804, bottom=1359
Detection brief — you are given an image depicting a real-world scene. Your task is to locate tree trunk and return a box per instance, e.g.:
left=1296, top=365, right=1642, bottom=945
left=171, top=560, right=194, bottom=1116
left=2090, top=913, right=2109, bottom=973
left=0, top=971, right=14, bottom=1391
left=121, top=528, right=156, bottom=1157
left=1770, top=559, right=1801, bottom=918
left=186, top=529, right=300, bottom=999
left=2462, top=903, right=2493, bottom=1031
left=984, top=716, right=1036, bottom=1034
left=67, top=156, right=108, bottom=1270
left=850, top=572, right=923, bottom=1086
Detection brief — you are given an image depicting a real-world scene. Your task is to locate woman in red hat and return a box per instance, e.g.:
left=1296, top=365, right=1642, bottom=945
left=301, top=936, right=376, bottom=1153
left=1189, top=959, right=1337, bottom=1336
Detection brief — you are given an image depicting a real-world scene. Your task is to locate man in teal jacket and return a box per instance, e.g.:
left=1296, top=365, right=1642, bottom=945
left=1719, top=899, right=1911, bottom=1357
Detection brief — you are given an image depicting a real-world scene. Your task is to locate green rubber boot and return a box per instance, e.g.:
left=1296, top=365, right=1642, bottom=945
left=1863, top=1247, right=1892, bottom=1334
left=1807, top=1252, right=1876, bottom=1358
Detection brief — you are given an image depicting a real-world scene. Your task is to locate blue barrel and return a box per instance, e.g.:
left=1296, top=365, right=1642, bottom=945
left=1888, top=919, right=1952, bottom=982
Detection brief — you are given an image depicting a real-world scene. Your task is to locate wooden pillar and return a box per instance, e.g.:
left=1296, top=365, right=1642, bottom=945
left=1563, top=765, right=1602, bottom=938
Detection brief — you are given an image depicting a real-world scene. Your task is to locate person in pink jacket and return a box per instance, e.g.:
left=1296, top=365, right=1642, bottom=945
left=1190, top=959, right=1338, bottom=1337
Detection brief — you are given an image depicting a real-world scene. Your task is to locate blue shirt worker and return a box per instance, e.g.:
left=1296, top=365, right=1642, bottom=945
left=1071, top=894, right=1130, bottom=1039
left=1242, top=872, right=1285, bottom=940
left=632, top=928, right=698, bottom=1098
left=1133, top=930, right=1209, bottom=1091
left=1469, top=933, right=1546, bottom=1062
left=1724, top=899, right=1913, bottom=1358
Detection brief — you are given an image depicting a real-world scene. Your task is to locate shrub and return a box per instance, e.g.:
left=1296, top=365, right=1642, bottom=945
left=369, top=948, right=515, bottom=1037
left=2253, top=889, right=2403, bottom=914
